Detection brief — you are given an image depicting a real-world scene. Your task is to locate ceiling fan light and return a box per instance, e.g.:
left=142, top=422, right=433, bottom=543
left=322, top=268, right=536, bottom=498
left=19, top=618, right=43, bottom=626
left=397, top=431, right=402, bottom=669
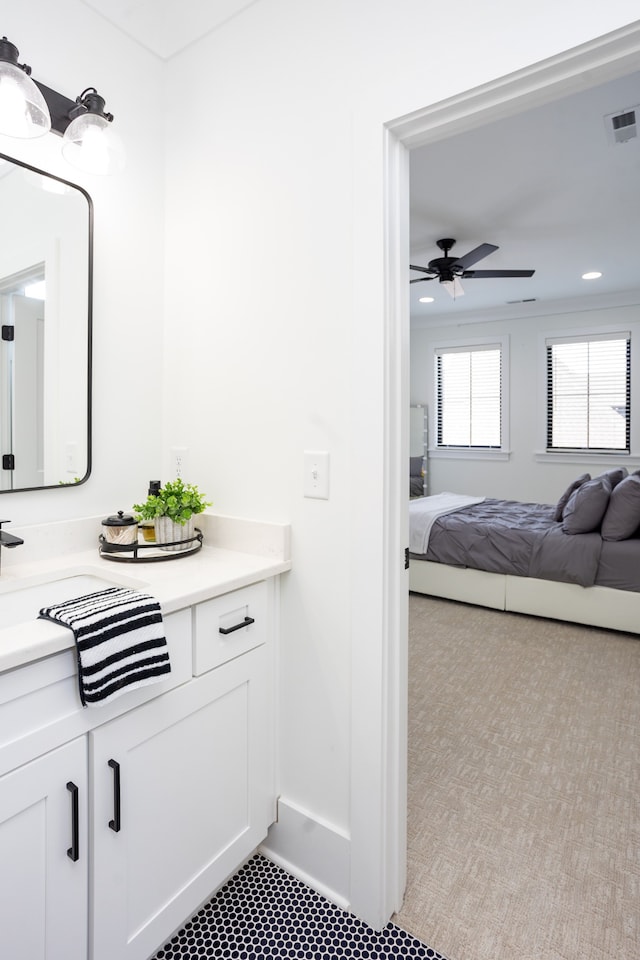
left=0, top=58, right=51, bottom=139
left=442, top=277, right=464, bottom=298
left=61, top=111, right=125, bottom=175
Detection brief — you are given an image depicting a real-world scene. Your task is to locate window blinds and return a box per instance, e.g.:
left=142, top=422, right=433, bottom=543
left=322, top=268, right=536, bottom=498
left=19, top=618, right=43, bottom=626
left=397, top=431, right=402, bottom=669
left=546, top=333, right=630, bottom=452
left=435, top=344, right=502, bottom=448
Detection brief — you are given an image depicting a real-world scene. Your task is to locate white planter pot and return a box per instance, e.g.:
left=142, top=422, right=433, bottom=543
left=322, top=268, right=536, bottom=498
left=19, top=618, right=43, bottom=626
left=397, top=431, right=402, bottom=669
left=154, top=516, right=194, bottom=552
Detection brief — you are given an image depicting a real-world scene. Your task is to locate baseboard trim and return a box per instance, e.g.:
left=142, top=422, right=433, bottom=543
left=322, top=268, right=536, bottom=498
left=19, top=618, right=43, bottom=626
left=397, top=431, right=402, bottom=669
left=259, top=797, right=351, bottom=911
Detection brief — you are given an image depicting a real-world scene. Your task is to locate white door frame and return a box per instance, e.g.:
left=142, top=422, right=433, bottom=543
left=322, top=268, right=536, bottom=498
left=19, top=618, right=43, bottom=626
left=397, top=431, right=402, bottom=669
left=350, top=19, right=640, bottom=930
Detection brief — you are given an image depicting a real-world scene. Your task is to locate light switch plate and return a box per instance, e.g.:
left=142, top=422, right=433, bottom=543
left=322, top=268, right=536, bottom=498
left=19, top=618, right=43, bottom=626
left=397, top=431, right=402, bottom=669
left=303, top=450, right=330, bottom=499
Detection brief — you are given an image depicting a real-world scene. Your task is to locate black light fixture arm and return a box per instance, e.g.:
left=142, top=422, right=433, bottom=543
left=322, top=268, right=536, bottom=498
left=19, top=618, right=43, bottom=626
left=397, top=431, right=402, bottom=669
left=33, top=82, right=114, bottom=137
left=0, top=34, right=122, bottom=173
left=0, top=38, right=113, bottom=137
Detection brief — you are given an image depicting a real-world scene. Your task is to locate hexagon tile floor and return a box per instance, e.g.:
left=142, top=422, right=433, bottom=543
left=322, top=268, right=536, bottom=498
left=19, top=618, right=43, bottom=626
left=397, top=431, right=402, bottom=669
left=151, top=853, right=446, bottom=959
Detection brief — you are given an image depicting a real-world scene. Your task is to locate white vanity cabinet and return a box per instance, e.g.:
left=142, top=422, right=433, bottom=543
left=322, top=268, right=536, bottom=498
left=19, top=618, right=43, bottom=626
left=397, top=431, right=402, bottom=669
left=0, top=575, right=277, bottom=960
left=91, top=581, right=274, bottom=960
left=0, top=737, right=88, bottom=960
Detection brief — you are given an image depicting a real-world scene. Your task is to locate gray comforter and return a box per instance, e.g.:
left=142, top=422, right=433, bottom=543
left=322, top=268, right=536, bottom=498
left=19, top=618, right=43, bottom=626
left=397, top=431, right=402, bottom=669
left=419, top=498, right=640, bottom=591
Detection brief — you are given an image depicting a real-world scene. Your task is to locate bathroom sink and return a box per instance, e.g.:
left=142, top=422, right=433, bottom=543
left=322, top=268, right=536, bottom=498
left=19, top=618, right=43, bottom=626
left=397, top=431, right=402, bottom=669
left=0, top=572, right=143, bottom=631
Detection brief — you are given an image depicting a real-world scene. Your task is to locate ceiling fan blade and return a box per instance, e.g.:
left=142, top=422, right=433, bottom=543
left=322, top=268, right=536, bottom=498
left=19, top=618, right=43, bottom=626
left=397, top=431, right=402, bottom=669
left=452, top=243, right=498, bottom=270
left=462, top=269, right=535, bottom=278
left=410, top=264, right=436, bottom=275
left=442, top=277, right=464, bottom=299
left=410, top=276, right=435, bottom=284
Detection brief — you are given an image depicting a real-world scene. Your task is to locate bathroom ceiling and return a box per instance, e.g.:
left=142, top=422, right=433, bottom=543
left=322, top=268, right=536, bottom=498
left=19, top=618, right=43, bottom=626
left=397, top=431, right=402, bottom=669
left=410, top=69, right=640, bottom=324
left=80, top=0, right=261, bottom=58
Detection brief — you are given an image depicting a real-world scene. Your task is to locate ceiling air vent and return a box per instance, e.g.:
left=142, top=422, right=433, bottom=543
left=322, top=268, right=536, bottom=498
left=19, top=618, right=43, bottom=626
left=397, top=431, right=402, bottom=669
left=605, top=107, right=638, bottom=144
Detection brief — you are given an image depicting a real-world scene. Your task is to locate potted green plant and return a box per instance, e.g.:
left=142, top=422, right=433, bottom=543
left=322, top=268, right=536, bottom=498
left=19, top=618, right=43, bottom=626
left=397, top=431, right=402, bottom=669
left=133, top=479, right=211, bottom=552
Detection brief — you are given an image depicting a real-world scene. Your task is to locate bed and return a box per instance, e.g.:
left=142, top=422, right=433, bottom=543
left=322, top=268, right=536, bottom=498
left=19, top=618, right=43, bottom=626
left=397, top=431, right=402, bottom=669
left=409, top=468, right=640, bottom=635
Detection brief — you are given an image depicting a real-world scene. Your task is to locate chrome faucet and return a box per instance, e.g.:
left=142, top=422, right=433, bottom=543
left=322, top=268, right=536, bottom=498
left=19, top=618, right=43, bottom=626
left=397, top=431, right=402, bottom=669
left=0, top=520, right=24, bottom=572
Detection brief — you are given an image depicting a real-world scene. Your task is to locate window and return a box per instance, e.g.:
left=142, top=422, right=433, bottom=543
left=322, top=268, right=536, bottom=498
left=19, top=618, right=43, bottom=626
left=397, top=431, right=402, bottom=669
left=546, top=332, right=630, bottom=453
left=435, top=342, right=504, bottom=450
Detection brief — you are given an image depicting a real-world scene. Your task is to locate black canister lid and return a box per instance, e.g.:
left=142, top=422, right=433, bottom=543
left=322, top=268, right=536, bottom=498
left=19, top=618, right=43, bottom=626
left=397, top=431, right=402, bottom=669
left=102, top=510, right=137, bottom=527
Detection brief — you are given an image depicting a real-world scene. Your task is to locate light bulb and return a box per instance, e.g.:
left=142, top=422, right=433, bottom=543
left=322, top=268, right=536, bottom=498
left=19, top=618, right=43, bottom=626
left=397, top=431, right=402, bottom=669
left=0, top=60, right=50, bottom=138
left=62, top=112, right=125, bottom=175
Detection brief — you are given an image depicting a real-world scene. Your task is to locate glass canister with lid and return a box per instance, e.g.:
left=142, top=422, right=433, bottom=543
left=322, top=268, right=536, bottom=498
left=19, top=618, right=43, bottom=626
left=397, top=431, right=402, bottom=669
left=101, top=510, right=138, bottom=546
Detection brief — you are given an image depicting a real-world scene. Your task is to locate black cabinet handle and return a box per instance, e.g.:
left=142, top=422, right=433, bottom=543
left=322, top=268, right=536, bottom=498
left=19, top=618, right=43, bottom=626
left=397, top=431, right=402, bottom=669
left=108, top=759, right=121, bottom=833
left=219, top=616, right=255, bottom=635
left=66, top=781, right=79, bottom=862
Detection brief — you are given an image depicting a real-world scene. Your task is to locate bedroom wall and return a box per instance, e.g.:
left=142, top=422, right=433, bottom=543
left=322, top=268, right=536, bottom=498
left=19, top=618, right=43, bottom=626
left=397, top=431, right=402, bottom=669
left=411, top=300, right=640, bottom=504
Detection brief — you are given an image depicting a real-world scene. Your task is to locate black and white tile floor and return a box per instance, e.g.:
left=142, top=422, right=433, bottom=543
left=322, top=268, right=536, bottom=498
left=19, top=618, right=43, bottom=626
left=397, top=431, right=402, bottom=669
left=152, top=854, right=445, bottom=959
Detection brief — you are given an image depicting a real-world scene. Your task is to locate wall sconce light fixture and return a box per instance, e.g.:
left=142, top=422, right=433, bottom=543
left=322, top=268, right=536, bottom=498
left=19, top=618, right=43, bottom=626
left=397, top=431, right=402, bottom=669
left=0, top=36, right=124, bottom=175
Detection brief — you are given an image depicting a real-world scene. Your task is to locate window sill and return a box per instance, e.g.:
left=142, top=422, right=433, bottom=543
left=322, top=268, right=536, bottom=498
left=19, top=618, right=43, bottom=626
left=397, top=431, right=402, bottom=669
left=429, top=448, right=511, bottom=462
left=534, top=451, right=640, bottom=466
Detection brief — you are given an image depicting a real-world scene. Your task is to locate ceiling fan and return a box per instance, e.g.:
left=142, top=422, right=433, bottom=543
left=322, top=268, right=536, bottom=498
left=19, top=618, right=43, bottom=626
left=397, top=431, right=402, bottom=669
left=410, top=238, right=535, bottom=298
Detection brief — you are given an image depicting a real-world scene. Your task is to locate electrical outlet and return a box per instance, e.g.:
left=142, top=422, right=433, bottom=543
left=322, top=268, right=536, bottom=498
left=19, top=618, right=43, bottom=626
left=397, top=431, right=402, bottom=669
left=170, top=447, right=189, bottom=479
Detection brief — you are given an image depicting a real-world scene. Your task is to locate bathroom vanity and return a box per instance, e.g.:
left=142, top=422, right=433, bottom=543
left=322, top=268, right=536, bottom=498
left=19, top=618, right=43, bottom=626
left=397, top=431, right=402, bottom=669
left=0, top=518, right=290, bottom=960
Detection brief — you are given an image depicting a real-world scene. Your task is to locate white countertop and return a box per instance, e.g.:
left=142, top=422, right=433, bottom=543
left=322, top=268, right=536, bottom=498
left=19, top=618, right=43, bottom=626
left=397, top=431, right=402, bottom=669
left=0, top=513, right=291, bottom=673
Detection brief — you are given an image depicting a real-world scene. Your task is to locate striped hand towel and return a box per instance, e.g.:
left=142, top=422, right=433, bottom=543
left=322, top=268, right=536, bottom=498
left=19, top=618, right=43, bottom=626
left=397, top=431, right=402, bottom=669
left=39, top=587, right=171, bottom=708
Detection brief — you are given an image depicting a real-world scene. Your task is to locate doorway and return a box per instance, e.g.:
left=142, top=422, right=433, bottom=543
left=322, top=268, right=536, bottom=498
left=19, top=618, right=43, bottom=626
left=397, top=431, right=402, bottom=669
left=0, top=267, right=46, bottom=490
left=352, top=16, right=640, bottom=935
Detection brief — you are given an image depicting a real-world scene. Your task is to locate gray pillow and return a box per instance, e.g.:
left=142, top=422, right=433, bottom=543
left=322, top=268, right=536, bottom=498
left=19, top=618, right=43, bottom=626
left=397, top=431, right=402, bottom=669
left=595, top=466, right=628, bottom=489
left=553, top=473, right=590, bottom=522
left=601, top=473, right=640, bottom=540
left=562, top=476, right=612, bottom=534
left=410, top=456, right=423, bottom=478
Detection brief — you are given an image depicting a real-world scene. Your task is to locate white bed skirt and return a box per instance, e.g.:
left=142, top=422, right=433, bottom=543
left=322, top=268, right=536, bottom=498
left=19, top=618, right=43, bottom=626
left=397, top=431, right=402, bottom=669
left=409, top=560, right=640, bottom=636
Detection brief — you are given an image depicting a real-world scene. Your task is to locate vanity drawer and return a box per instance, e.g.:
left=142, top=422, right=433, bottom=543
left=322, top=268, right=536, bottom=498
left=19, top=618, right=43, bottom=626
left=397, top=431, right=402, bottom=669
left=0, top=609, right=192, bottom=776
left=193, top=582, right=267, bottom=675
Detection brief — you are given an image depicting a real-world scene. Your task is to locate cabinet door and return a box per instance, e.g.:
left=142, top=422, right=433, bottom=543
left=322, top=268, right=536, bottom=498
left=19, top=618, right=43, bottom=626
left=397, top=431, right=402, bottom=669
left=0, top=737, right=87, bottom=960
left=91, top=645, right=272, bottom=960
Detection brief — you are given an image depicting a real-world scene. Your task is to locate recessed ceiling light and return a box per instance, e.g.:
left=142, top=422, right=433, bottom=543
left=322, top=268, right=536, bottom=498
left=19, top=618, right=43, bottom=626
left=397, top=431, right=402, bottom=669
left=418, top=296, right=435, bottom=303
left=582, top=271, right=602, bottom=280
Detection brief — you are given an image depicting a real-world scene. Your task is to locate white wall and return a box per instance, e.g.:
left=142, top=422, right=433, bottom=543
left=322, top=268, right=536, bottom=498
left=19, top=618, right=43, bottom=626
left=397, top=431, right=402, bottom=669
left=1, top=1, right=165, bottom=522
left=412, top=300, right=640, bottom=503
left=161, top=0, right=640, bottom=903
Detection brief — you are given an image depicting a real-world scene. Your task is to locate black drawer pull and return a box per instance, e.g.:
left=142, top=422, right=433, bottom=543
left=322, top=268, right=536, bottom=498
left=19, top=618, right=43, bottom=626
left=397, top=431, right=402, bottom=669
left=219, top=616, right=255, bottom=635
left=66, top=781, right=79, bottom=862
left=108, top=759, right=121, bottom=833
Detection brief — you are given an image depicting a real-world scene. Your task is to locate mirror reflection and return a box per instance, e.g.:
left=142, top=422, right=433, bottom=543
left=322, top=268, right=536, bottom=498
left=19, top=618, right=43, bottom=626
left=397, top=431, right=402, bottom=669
left=0, top=153, right=91, bottom=491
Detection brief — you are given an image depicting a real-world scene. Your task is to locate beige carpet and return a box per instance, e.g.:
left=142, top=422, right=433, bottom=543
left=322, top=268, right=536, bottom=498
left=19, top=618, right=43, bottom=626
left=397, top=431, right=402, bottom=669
left=393, top=594, right=640, bottom=960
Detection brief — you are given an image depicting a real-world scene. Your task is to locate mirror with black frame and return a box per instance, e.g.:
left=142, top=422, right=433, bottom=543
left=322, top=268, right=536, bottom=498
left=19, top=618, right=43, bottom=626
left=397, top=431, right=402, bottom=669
left=0, top=153, right=91, bottom=492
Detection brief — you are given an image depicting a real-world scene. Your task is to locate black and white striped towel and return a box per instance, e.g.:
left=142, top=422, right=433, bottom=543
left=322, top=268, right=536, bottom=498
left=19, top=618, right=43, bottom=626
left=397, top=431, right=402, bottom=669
left=39, top=587, right=171, bottom=708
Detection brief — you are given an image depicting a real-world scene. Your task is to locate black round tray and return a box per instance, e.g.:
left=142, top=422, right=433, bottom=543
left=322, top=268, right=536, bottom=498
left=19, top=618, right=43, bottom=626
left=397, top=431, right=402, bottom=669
left=99, top=528, right=203, bottom=562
